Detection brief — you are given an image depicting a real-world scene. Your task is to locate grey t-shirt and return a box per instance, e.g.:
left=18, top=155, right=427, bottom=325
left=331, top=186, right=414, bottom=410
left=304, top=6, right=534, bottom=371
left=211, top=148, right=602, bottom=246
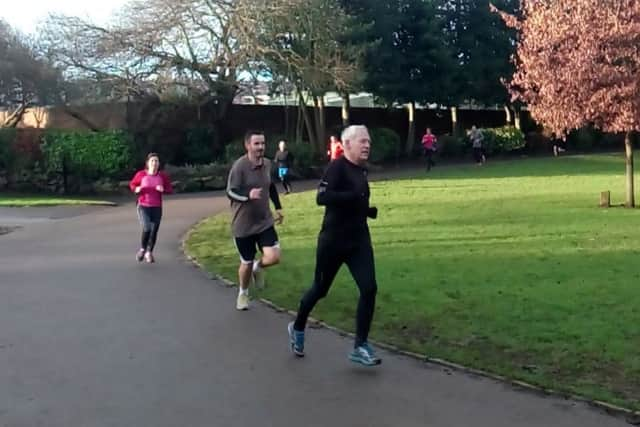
left=470, top=129, right=483, bottom=148
left=226, top=155, right=275, bottom=238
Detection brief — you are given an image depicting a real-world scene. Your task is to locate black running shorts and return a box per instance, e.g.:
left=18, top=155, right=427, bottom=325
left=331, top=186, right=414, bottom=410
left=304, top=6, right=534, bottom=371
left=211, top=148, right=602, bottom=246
left=234, top=226, right=280, bottom=264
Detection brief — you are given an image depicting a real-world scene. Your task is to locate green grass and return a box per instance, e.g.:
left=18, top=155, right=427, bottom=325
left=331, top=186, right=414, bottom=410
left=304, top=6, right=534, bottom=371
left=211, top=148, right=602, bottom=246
left=0, top=194, right=115, bottom=207
left=185, top=154, right=640, bottom=409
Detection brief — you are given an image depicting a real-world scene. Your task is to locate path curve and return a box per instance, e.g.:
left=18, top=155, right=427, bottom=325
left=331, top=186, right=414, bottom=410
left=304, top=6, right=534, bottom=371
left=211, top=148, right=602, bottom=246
left=0, top=191, right=631, bottom=427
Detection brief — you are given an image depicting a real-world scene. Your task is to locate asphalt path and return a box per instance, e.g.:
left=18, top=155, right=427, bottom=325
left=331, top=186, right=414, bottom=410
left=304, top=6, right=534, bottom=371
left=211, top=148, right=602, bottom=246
left=0, top=190, right=631, bottom=427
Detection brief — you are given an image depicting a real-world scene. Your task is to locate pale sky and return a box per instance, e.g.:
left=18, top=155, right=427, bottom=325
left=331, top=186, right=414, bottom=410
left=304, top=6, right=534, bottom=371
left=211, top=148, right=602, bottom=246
left=0, top=0, right=127, bottom=34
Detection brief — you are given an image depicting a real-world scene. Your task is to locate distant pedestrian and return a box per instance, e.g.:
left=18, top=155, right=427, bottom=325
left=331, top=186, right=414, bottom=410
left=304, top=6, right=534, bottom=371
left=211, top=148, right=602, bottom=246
left=327, top=135, right=344, bottom=161
left=129, top=153, right=173, bottom=263
left=553, top=141, right=567, bottom=157
left=421, top=127, right=437, bottom=171
left=274, top=140, right=294, bottom=194
left=469, top=126, right=486, bottom=165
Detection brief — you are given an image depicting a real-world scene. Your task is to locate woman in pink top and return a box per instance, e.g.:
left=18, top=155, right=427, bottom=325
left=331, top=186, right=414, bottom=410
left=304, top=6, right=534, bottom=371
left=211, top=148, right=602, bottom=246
left=421, top=127, right=437, bottom=171
left=128, top=153, right=173, bottom=263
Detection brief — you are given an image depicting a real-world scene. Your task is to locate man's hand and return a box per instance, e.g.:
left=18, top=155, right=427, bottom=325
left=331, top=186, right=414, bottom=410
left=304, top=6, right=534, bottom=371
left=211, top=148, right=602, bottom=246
left=249, top=188, right=263, bottom=200
left=156, top=185, right=164, bottom=193
left=134, top=186, right=142, bottom=194
left=274, top=209, right=284, bottom=225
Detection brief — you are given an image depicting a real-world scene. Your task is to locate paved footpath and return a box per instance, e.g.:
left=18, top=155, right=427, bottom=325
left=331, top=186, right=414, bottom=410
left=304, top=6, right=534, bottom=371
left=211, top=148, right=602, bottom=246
left=0, top=191, right=632, bottom=427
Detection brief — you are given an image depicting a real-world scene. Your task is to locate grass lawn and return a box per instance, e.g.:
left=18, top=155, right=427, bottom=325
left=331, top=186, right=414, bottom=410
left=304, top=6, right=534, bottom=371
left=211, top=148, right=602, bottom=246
left=185, top=154, right=640, bottom=409
left=0, top=194, right=115, bottom=207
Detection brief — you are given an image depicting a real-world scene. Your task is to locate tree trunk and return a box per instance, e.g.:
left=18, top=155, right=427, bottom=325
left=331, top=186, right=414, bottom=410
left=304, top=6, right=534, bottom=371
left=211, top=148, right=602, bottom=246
left=625, top=130, right=635, bottom=208
left=504, top=105, right=512, bottom=125
left=283, top=98, right=290, bottom=141
left=314, top=95, right=326, bottom=154
left=450, top=106, right=460, bottom=137
left=406, top=101, right=416, bottom=156
left=341, top=93, right=351, bottom=127
left=511, top=105, right=522, bottom=130
left=295, top=103, right=304, bottom=144
left=33, top=107, right=46, bottom=128
left=297, top=90, right=316, bottom=149
left=1, top=104, right=27, bottom=128
left=212, top=84, right=236, bottom=126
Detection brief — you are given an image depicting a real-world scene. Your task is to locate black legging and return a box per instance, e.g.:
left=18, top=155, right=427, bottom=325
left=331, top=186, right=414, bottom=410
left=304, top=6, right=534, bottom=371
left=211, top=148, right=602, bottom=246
left=294, top=231, right=377, bottom=347
left=137, top=205, right=162, bottom=251
left=424, top=148, right=435, bottom=170
left=278, top=169, right=292, bottom=193
left=473, top=147, right=484, bottom=163
left=281, top=174, right=292, bottom=193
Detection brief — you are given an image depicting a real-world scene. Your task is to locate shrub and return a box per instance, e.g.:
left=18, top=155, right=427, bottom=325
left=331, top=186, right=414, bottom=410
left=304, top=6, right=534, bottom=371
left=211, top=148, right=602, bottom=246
left=286, top=140, right=316, bottom=178
left=224, top=139, right=246, bottom=164
left=131, top=127, right=184, bottom=167
left=183, top=127, right=218, bottom=164
left=480, top=126, right=526, bottom=155
left=0, top=129, right=44, bottom=189
left=567, top=127, right=598, bottom=151
left=437, top=134, right=466, bottom=158
left=163, top=162, right=230, bottom=192
left=0, top=129, right=17, bottom=176
left=600, top=132, right=625, bottom=148
left=369, top=127, right=402, bottom=164
left=524, top=131, right=551, bottom=154
left=41, top=130, right=134, bottom=184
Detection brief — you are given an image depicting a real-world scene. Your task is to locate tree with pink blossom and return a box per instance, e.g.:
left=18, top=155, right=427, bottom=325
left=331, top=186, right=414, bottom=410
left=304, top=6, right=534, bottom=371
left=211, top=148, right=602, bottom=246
left=493, top=0, right=639, bottom=207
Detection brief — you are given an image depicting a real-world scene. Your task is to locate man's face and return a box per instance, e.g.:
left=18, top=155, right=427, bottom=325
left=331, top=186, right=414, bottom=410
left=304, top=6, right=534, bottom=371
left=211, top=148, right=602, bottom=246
left=245, top=134, right=266, bottom=159
left=279, top=141, right=286, bottom=151
left=343, top=128, right=371, bottom=164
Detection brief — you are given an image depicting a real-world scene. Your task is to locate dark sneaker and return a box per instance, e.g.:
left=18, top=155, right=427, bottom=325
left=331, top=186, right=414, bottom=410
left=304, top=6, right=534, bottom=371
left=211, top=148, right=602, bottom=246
left=348, top=343, right=381, bottom=366
left=288, top=321, right=305, bottom=357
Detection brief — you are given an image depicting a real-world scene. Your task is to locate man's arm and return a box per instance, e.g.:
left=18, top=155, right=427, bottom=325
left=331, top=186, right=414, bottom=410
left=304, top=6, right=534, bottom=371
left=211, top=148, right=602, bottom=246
left=269, top=182, right=282, bottom=210
left=226, top=164, right=249, bottom=202
left=316, top=162, right=361, bottom=206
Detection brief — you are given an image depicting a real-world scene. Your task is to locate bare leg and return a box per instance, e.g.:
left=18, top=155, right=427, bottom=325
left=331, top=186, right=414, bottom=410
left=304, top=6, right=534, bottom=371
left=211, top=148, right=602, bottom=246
left=238, top=262, right=253, bottom=291
left=259, top=246, right=281, bottom=269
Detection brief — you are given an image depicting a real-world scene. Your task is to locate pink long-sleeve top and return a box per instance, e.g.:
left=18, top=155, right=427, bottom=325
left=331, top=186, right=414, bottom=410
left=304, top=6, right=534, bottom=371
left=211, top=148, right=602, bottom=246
left=129, top=170, right=173, bottom=207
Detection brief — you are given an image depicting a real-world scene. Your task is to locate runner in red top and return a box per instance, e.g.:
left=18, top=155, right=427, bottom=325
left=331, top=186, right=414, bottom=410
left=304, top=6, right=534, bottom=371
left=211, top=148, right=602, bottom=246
left=421, top=127, right=437, bottom=171
left=129, top=153, right=173, bottom=263
left=327, top=135, right=344, bottom=161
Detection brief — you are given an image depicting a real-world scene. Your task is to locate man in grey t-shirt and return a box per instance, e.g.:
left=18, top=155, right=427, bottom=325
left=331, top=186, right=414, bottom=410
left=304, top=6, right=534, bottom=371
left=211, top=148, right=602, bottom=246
left=226, top=130, right=284, bottom=310
left=469, top=125, right=486, bottom=165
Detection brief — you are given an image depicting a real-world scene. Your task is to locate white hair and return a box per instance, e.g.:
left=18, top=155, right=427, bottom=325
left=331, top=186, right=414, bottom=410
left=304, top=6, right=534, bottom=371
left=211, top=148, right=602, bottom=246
left=341, top=125, right=369, bottom=143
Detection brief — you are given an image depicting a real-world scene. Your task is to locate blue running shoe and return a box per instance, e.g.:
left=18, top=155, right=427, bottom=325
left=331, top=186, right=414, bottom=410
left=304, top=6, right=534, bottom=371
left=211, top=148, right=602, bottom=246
left=288, top=321, right=305, bottom=357
left=348, top=342, right=381, bottom=366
